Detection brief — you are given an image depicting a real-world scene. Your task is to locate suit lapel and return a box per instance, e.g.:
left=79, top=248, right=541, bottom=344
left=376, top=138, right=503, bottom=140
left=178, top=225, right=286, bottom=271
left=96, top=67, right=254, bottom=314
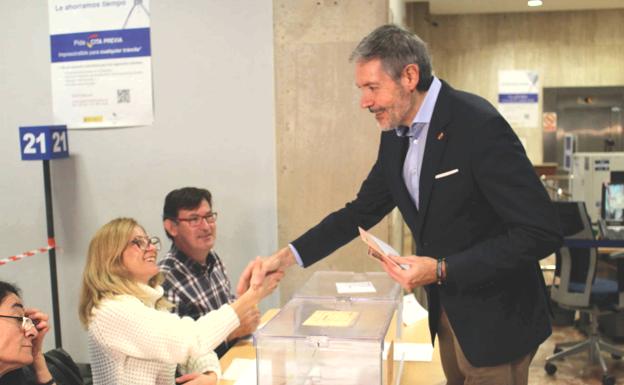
left=415, top=83, right=453, bottom=237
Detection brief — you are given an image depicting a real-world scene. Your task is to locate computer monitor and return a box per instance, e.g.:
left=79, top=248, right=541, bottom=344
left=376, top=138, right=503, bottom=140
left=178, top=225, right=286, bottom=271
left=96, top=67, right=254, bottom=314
left=601, top=183, right=624, bottom=224
left=611, top=171, right=624, bottom=184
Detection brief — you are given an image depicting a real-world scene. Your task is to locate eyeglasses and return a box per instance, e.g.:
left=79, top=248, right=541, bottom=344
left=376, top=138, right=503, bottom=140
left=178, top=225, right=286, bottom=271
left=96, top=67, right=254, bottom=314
left=175, top=212, right=218, bottom=227
left=0, top=315, right=35, bottom=331
left=129, top=236, right=161, bottom=251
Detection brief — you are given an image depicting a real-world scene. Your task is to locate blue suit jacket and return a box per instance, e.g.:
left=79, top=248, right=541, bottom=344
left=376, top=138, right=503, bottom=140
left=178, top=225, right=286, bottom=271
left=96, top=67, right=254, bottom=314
left=291, top=80, right=562, bottom=366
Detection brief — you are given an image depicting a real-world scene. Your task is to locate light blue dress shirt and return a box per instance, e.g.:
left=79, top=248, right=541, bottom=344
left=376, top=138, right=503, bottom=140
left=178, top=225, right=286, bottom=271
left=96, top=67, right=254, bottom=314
left=396, top=76, right=442, bottom=209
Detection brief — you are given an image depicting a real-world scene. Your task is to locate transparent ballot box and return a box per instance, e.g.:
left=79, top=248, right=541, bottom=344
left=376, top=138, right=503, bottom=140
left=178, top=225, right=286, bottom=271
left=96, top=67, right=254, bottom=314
left=254, top=297, right=396, bottom=385
left=294, top=271, right=402, bottom=338
left=294, top=271, right=402, bottom=302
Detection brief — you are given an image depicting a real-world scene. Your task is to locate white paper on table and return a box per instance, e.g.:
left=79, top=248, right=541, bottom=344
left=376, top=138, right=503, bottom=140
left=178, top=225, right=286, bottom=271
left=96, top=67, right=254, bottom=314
left=222, top=358, right=255, bottom=381
left=383, top=342, right=434, bottom=362
left=230, top=359, right=272, bottom=385
left=233, top=370, right=256, bottom=385
left=402, top=293, right=428, bottom=326
left=336, top=281, right=376, bottom=294
left=234, top=371, right=258, bottom=385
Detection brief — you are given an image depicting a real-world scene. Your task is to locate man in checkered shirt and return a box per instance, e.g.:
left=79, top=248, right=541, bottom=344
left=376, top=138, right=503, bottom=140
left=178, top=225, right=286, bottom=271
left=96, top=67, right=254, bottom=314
left=159, top=187, right=260, bottom=357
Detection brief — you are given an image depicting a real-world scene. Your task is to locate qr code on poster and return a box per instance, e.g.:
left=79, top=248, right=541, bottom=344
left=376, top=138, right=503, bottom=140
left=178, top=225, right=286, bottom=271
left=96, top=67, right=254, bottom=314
left=117, top=89, right=130, bottom=103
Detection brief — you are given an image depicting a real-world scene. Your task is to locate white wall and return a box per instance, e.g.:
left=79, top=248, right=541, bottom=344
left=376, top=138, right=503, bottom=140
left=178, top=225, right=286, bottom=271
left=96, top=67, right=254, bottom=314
left=0, top=0, right=277, bottom=362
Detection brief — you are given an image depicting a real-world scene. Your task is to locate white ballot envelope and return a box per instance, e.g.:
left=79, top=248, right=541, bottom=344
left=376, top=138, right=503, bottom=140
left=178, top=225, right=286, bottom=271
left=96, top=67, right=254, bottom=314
left=358, top=227, right=407, bottom=270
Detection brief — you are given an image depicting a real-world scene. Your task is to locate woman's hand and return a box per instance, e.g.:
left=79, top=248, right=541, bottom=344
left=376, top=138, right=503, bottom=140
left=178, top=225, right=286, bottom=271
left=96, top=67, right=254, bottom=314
left=248, top=257, right=284, bottom=301
left=175, top=372, right=217, bottom=385
left=24, top=308, right=54, bottom=383
left=228, top=305, right=261, bottom=340
left=231, top=258, right=284, bottom=321
left=236, top=247, right=294, bottom=296
left=25, top=308, right=49, bottom=359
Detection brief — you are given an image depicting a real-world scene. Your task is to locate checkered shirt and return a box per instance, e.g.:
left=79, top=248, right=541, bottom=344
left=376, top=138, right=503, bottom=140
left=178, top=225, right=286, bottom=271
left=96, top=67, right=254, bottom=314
left=159, top=245, right=235, bottom=321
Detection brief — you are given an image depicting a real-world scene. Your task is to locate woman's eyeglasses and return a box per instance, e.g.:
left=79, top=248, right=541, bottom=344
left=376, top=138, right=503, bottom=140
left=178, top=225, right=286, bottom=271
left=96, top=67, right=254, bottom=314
left=129, top=236, right=161, bottom=251
left=0, top=315, right=35, bottom=331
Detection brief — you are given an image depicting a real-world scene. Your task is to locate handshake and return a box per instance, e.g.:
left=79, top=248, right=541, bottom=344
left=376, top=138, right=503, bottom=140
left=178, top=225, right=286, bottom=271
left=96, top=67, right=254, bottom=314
left=226, top=247, right=296, bottom=341
left=236, top=247, right=296, bottom=299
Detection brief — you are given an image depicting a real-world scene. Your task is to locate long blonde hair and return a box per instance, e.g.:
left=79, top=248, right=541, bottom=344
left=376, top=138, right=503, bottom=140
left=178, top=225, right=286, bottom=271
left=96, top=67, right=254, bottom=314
left=78, top=217, right=169, bottom=327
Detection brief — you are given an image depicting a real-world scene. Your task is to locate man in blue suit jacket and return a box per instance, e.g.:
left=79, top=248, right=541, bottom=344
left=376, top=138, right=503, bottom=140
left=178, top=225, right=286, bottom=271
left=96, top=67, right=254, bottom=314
left=240, top=24, right=561, bottom=385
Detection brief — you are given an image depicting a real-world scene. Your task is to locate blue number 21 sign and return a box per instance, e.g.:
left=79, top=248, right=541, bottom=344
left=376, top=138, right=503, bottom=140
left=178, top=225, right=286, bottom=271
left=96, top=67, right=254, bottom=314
left=19, top=125, right=69, bottom=160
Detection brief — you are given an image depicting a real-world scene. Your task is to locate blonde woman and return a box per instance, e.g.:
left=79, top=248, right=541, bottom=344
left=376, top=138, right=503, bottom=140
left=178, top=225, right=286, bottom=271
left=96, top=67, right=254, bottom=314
left=79, top=218, right=281, bottom=385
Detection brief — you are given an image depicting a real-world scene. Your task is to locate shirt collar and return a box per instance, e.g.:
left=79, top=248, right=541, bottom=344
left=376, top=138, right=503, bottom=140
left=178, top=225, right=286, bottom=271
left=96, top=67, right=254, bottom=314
left=170, top=244, right=214, bottom=274
left=396, top=76, right=442, bottom=138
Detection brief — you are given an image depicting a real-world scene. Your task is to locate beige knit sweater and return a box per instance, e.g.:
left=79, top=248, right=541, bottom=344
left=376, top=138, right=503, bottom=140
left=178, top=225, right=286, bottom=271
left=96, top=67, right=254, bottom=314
left=87, top=284, right=239, bottom=385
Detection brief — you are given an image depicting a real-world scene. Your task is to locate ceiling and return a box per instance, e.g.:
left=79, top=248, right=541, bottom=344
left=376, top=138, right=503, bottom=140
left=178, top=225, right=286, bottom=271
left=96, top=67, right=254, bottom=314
left=414, top=0, right=624, bottom=15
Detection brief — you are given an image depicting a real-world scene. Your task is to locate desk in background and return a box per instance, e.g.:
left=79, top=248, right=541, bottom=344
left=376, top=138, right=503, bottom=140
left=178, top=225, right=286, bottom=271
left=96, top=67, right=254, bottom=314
left=219, top=308, right=445, bottom=385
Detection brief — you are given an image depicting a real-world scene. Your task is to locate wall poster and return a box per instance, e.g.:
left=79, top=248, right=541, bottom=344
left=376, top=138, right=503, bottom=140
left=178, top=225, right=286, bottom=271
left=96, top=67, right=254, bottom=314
left=498, top=70, right=540, bottom=129
left=48, top=0, right=153, bottom=128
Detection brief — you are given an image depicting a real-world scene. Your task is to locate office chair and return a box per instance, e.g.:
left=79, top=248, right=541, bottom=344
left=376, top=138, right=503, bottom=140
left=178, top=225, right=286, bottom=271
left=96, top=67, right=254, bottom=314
left=544, top=201, right=624, bottom=385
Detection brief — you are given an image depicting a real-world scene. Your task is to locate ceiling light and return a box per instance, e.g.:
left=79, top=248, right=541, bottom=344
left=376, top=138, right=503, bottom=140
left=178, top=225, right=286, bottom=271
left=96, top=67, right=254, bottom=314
left=528, top=0, right=543, bottom=6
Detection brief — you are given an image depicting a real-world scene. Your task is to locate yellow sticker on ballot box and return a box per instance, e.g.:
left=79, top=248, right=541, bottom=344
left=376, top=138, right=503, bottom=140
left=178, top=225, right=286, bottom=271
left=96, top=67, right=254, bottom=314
left=302, top=310, right=359, bottom=327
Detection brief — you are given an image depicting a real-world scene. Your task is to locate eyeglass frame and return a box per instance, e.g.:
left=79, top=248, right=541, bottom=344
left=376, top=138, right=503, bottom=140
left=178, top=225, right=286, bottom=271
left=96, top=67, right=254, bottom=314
left=0, top=315, right=35, bottom=331
left=172, top=212, right=218, bottom=227
left=128, top=236, right=161, bottom=251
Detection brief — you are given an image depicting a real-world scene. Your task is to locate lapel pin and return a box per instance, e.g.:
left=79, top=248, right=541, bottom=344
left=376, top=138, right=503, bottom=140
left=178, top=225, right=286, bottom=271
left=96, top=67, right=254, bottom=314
left=437, top=132, right=445, bottom=141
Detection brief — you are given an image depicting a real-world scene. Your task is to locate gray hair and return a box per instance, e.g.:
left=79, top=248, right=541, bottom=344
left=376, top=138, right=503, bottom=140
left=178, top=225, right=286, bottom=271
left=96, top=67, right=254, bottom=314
left=350, top=24, right=433, bottom=91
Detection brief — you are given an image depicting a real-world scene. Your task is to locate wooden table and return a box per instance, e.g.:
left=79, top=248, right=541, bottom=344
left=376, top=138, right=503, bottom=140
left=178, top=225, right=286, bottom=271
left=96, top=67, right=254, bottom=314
left=220, top=309, right=445, bottom=385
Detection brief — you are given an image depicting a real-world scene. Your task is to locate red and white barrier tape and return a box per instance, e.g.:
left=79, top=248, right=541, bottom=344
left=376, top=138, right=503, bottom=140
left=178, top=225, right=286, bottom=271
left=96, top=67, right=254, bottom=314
left=0, top=239, right=56, bottom=266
